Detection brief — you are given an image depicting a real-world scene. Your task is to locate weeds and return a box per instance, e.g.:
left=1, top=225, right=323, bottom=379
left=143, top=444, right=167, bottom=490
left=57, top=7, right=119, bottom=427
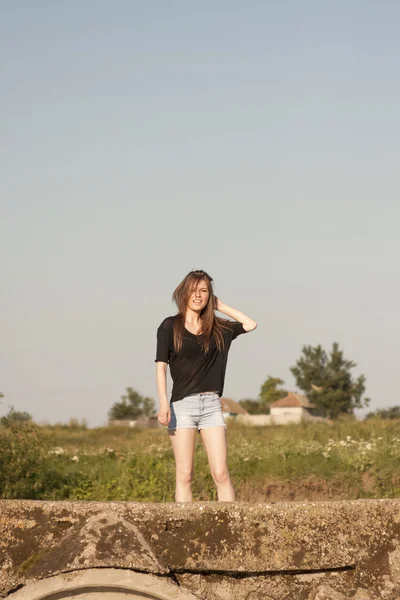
left=1, top=419, right=400, bottom=501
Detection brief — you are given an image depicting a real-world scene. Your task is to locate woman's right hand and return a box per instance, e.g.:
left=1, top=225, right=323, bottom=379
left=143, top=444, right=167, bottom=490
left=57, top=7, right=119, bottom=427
left=157, top=402, right=171, bottom=427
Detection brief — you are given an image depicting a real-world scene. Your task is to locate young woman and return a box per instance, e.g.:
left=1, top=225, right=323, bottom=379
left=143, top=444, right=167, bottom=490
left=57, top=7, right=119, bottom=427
left=155, top=269, right=257, bottom=502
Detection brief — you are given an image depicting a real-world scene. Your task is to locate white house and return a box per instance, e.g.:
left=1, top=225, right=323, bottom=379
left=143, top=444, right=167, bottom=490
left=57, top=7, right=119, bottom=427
left=220, top=398, right=249, bottom=420
left=237, top=413, right=273, bottom=426
left=269, top=393, right=322, bottom=425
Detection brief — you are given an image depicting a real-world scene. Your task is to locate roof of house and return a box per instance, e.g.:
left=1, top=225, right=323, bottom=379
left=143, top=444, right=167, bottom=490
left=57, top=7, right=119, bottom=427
left=270, top=393, right=316, bottom=409
left=220, top=397, right=249, bottom=415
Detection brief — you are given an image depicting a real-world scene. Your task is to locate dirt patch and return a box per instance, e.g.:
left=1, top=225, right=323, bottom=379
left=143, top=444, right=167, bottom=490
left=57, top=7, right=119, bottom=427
left=0, top=505, right=86, bottom=572
left=237, top=476, right=356, bottom=502
left=95, top=522, right=150, bottom=560
left=142, top=508, right=241, bottom=568
left=362, top=471, right=376, bottom=494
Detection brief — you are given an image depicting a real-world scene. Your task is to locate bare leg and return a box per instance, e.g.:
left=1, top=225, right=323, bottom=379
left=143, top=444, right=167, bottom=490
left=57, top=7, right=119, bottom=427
left=200, top=427, right=235, bottom=501
left=168, top=428, right=197, bottom=502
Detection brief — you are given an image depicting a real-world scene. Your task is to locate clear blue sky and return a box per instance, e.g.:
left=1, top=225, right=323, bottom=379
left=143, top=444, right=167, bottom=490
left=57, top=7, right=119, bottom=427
left=1, top=1, right=399, bottom=426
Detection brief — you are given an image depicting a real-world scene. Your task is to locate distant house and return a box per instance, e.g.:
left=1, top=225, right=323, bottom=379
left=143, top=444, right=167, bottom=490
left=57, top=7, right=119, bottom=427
left=270, top=393, right=321, bottom=425
left=237, top=413, right=272, bottom=426
left=220, top=398, right=249, bottom=419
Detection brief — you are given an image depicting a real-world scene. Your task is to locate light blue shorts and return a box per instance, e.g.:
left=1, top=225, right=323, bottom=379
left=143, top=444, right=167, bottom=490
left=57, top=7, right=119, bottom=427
left=168, top=392, right=226, bottom=431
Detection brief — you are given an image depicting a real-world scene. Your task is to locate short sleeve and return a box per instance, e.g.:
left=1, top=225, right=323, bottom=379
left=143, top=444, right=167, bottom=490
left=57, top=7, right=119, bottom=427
left=227, top=321, right=247, bottom=340
left=155, top=319, right=173, bottom=363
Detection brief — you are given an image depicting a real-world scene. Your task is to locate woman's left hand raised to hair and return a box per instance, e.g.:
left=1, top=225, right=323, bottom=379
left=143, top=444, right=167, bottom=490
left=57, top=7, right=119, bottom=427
left=213, top=295, right=223, bottom=312
left=213, top=297, right=257, bottom=332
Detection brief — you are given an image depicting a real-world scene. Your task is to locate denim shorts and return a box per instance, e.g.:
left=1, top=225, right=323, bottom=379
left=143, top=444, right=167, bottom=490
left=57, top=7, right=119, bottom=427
left=168, top=392, right=226, bottom=431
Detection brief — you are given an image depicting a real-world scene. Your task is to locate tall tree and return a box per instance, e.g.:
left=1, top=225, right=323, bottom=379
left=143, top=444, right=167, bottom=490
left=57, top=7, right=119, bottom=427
left=108, top=388, right=156, bottom=420
left=259, top=376, right=287, bottom=409
left=290, top=343, right=370, bottom=419
left=239, top=377, right=287, bottom=414
left=239, top=398, right=268, bottom=414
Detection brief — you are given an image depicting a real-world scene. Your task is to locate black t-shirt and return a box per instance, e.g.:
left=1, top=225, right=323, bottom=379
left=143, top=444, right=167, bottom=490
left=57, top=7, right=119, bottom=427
left=155, top=316, right=247, bottom=403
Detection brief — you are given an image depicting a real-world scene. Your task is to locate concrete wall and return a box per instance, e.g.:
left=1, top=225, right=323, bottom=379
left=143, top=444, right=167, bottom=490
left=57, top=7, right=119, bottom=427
left=236, top=414, right=272, bottom=426
left=270, top=406, right=304, bottom=424
left=236, top=410, right=324, bottom=426
left=108, top=419, right=162, bottom=428
left=1, top=499, right=400, bottom=600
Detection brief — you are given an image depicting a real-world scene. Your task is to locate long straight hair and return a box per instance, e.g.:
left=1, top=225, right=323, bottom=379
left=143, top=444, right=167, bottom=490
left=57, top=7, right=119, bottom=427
left=172, top=269, right=229, bottom=353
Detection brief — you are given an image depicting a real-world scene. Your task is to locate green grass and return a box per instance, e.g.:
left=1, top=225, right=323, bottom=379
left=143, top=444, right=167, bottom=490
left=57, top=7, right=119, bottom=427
left=1, top=419, right=400, bottom=501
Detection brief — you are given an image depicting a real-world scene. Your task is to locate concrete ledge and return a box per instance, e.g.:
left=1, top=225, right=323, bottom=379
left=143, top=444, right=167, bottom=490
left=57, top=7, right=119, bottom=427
left=1, top=499, right=400, bottom=599
left=7, top=569, right=197, bottom=599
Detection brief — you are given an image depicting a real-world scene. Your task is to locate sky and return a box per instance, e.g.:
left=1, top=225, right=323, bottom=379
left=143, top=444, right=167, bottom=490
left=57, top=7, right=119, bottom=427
left=1, top=1, right=399, bottom=427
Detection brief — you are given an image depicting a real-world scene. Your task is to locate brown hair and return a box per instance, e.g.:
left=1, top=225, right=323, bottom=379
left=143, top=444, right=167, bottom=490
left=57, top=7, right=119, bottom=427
left=172, top=269, right=229, bottom=353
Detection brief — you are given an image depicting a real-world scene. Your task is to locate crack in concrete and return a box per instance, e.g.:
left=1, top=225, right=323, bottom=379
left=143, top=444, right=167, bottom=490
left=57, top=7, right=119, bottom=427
left=169, top=564, right=356, bottom=577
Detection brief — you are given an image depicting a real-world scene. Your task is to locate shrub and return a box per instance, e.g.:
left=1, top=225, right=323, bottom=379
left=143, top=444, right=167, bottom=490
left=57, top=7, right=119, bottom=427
left=0, top=406, right=32, bottom=427
left=0, top=424, right=85, bottom=500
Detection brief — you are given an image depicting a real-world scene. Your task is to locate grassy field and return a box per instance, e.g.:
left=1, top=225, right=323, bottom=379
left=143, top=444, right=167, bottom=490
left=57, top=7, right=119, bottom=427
left=1, top=419, right=400, bottom=502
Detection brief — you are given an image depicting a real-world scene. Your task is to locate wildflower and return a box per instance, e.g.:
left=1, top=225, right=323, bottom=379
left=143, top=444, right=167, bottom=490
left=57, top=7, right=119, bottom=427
left=49, top=447, right=65, bottom=455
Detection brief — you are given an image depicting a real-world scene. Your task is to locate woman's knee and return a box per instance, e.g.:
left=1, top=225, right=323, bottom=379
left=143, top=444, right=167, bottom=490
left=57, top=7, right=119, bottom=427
left=176, top=468, right=193, bottom=485
left=211, top=466, right=230, bottom=485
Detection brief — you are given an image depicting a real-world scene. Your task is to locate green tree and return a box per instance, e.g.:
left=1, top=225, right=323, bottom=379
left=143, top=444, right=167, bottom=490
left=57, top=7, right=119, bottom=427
left=290, top=343, right=370, bottom=419
left=259, top=376, right=287, bottom=409
left=108, top=387, right=156, bottom=421
left=238, top=398, right=269, bottom=415
left=239, top=377, right=287, bottom=414
left=366, top=406, right=400, bottom=420
left=0, top=406, right=32, bottom=427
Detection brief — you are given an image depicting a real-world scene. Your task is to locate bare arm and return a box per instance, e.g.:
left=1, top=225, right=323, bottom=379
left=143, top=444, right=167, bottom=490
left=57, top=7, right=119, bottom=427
left=156, top=362, right=170, bottom=426
left=156, top=361, right=168, bottom=404
left=215, top=298, right=257, bottom=332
